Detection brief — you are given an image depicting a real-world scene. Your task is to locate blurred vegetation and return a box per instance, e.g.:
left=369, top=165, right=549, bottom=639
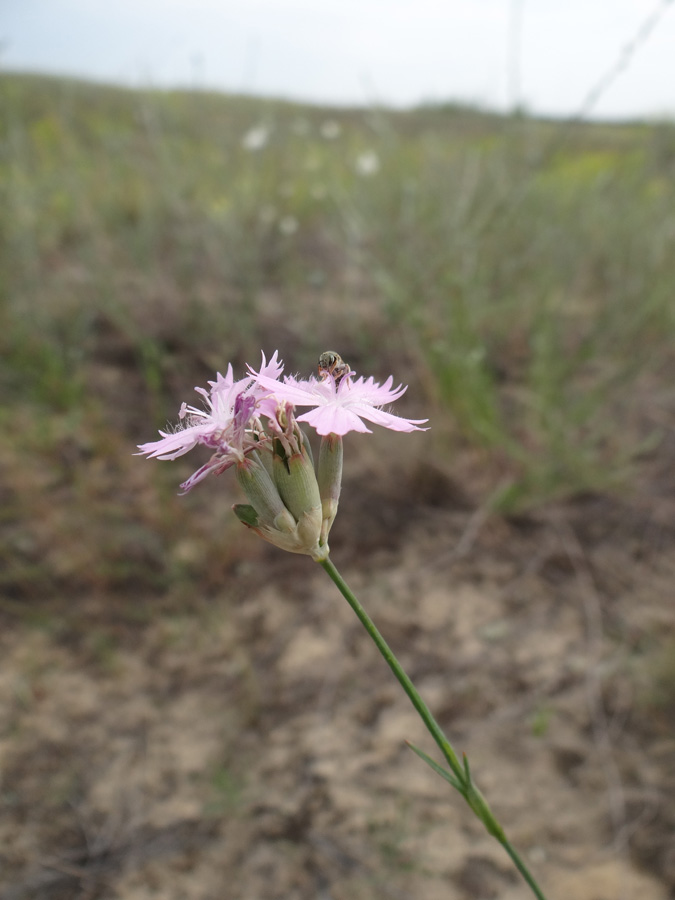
left=2, top=75, right=674, bottom=898
left=1, top=70, right=674, bottom=590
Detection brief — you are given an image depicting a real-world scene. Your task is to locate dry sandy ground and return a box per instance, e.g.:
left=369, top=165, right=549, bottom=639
left=1, top=436, right=674, bottom=900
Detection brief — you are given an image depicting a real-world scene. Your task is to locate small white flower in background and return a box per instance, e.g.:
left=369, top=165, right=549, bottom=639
left=355, top=151, right=380, bottom=176
left=320, top=119, right=341, bottom=140
left=278, top=215, right=298, bottom=236
left=241, top=124, right=270, bottom=151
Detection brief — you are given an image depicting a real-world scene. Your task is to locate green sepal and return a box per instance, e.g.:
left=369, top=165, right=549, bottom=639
left=273, top=444, right=321, bottom=523
left=318, top=433, right=343, bottom=543
left=273, top=436, right=291, bottom=473
left=252, top=446, right=275, bottom=481
left=233, top=504, right=259, bottom=527
left=236, top=456, right=295, bottom=531
left=300, top=428, right=314, bottom=466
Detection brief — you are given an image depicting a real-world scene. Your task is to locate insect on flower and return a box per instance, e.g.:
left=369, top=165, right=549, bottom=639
left=318, top=351, right=351, bottom=386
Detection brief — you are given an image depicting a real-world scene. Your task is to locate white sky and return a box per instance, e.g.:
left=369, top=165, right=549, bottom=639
left=2, top=0, right=675, bottom=119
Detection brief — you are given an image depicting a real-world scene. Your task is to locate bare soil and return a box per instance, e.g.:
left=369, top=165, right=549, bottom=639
left=1, top=425, right=674, bottom=900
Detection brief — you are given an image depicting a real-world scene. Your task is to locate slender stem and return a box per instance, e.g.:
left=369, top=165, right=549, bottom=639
left=503, top=839, right=548, bottom=900
left=318, top=555, right=549, bottom=900
left=318, top=556, right=463, bottom=782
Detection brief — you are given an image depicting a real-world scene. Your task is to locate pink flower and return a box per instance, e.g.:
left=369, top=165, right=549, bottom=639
left=137, top=351, right=283, bottom=492
left=250, top=368, right=428, bottom=437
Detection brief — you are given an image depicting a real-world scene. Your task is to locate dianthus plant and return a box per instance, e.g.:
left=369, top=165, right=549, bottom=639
left=138, top=351, right=548, bottom=900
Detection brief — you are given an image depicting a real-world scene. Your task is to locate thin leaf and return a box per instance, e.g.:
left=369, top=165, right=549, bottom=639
left=406, top=741, right=464, bottom=792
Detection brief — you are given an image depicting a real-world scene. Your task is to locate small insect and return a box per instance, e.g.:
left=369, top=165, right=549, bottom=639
left=318, top=350, right=351, bottom=385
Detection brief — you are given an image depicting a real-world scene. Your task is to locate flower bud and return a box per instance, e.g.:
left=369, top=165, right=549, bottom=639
left=234, top=448, right=326, bottom=560
left=235, top=456, right=296, bottom=533
left=272, top=438, right=321, bottom=524
left=317, top=433, right=343, bottom=544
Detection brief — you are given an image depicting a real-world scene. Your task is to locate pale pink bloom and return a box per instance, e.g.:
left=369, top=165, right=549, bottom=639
left=137, top=352, right=283, bottom=492
left=250, top=368, right=428, bottom=437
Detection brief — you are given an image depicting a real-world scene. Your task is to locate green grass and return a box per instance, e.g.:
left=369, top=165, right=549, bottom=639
left=2, top=72, right=674, bottom=516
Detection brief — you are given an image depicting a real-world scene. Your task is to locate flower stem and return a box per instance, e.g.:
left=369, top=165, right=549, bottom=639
left=319, top=556, right=464, bottom=782
left=318, top=555, right=549, bottom=900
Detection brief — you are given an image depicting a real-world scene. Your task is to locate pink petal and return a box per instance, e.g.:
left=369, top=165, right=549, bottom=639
left=296, top=406, right=372, bottom=436
left=344, top=375, right=408, bottom=404
left=256, top=350, right=284, bottom=381
left=353, top=405, right=429, bottom=432
left=137, top=426, right=205, bottom=460
left=254, top=373, right=320, bottom=406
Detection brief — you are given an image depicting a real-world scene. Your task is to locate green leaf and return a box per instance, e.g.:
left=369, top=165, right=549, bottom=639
left=406, top=741, right=463, bottom=792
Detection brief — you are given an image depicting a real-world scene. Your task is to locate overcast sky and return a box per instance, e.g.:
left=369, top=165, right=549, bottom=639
left=3, top=0, right=674, bottom=119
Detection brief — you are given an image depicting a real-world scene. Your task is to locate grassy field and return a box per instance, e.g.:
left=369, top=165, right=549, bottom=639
left=1, top=73, right=674, bottom=899
left=3, top=72, right=675, bottom=510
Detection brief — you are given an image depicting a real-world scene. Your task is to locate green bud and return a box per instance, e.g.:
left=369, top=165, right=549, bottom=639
left=252, top=445, right=275, bottom=481
left=235, top=456, right=295, bottom=532
left=272, top=440, right=322, bottom=524
left=233, top=453, right=324, bottom=559
left=318, top=433, right=343, bottom=544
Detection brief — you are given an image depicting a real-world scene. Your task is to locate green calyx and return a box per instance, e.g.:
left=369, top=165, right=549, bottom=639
left=318, top=433, right=343, bottom=544
left=233, top=445, right=324, bottom=558
left=273, top=441, right=322, bottom=524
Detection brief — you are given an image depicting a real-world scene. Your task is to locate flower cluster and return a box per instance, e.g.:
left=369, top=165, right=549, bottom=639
left=138, top=352, right=427, bottom=560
